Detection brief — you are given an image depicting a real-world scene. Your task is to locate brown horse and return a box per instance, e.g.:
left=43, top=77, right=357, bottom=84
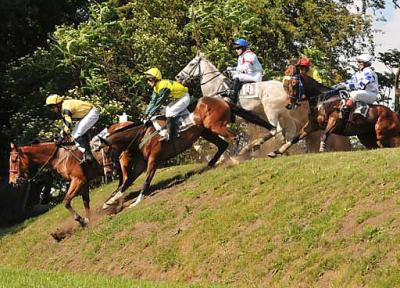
left=9, top=141, right=109, bottom=227
left=269, top=64, right=400, bottom=157
left=101, top=96, right=266, bottom=210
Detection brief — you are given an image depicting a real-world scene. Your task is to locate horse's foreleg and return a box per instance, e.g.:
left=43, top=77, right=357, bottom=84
left=63, top=178, right=86, bottom=226
left=320, top=117, right=337, bottom=152
left=103, top=153, right=146, bottom=209
left=200, top=129, right=229, bottom=167
left=80, top=182, right=90, bottom=226
left=238, top=129, right=280, bottom=156
left=129, top=156, right=158, bottom=208
left=103, top=151, right=133, bottom=208
left=268, top=121, right=313, bottom=158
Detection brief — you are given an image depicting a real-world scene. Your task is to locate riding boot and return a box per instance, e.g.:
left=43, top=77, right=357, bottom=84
left=339, top=99, right=353, bottom=121
left=230, top=78, right=242, bottom=104
left=75, top=136, right=94, bottom=162
left=166, top=117, right=177, bottom=141
left=339, top=105, right=351, bottom=120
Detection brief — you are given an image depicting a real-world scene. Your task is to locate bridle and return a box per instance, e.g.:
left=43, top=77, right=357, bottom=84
left=283, top=73, right=305, bottom=103
left=9, top=146, right=59, bottom=183
left=179, top=56, right=223, bottom=86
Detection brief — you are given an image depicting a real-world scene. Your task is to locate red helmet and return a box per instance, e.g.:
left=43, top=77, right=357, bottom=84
left=297, top=57, right=311, bottom=67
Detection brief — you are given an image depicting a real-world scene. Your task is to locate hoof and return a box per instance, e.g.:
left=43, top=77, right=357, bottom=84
left=267, top=151, right=277, bottom=158
left=75, top=216, right=89, bottom=227
left=102, top=202, right=110, bottom=210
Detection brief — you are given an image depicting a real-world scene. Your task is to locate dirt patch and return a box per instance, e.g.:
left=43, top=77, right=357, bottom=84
left=337, top=197, right=398, bottom=239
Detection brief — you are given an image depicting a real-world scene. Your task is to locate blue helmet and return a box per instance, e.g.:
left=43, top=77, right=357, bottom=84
left=233, top=38, right=249, bottom=49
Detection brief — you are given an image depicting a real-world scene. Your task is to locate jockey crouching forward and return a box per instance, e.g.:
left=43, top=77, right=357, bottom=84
left=144, top=68, right=190, bottom=141
left=334, top=54, right=379, bottom=120
left=45, top=94, right=99, bottom=162
left=226, top=38, right=263, bottom=103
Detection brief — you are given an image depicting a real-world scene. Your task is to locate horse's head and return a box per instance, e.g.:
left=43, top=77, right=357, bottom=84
left=90, top=134, right=114, bottom=176
left=283, top=64, right=305, bottom=106
left=175, top=53, right=204, bottom=85
left=9, top=142, right=29, bottom=186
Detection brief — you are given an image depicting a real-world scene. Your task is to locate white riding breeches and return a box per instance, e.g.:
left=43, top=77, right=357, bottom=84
left=166, top=93, right=191, bottom=117
left=232, top=71, right=262, bottom=82
left=349, top=90, right=377, bottom=104
left=71, top=107, right=99, bottom=139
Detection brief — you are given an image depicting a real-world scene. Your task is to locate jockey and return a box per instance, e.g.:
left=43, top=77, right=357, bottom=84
left=297, top=57, right=322, bottom=83
left=144, top=68, right=190, bottom=141
left=226, top=38, right=263, bottom=102
left=45, top=94, right=99, bottom=162
left=334, top=53, right=379, bottom=119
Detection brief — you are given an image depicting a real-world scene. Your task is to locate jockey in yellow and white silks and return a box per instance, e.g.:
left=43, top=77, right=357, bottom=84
left=45, top=94, right=99, bottom=161
left=144, top=68, right=190, bottom=140
left=334, top=54, right=379, bottom=119
left=226, top=38, right=263, bottom=102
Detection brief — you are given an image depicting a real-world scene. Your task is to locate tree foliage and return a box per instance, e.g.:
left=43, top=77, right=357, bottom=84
left=0, top=0, right=397, bottom=164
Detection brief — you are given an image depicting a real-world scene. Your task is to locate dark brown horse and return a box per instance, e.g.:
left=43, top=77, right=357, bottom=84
left=269, top=65, right=400, bottom=157
left=101, top=96, right=268, bottom=210
left=9, top=141, right=109, bottom=227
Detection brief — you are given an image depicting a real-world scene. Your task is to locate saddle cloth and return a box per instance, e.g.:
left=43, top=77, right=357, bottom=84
left=151, top=109, right=196, bottom=140
left=238, top=82, right=258, bottom=100
left=90, top=128, right=109, bottom=151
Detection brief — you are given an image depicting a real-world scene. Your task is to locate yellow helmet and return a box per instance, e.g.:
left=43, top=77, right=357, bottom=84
left=144, top=68, right=162, bottom=81
left=45, top=94, right=64, bottom=106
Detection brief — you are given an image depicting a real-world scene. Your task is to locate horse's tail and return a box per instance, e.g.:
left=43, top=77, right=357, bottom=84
left=229, top=102, right=276, bottom=130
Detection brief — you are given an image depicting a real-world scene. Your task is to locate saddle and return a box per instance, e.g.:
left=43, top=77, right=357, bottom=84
left=151, top=110, right=196, bottom=141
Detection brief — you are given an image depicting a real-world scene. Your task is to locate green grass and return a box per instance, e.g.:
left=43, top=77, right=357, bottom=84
left=2, top=149, right=400, bottom=287
left=0, top=267, right=218, bottom=288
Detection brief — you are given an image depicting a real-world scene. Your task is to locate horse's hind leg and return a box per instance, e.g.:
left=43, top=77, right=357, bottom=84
left=200, top=129, right=229, bottom=167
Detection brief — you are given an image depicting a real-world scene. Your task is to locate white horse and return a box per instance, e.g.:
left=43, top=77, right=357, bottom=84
left=176, top=53, right=351, bottom=155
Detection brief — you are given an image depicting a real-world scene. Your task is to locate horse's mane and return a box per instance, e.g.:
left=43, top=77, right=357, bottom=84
left=108, top=121, right=143, bottom=136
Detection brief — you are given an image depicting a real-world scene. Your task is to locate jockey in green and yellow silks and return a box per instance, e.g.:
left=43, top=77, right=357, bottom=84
left=144, top=68, right=190, bottom=141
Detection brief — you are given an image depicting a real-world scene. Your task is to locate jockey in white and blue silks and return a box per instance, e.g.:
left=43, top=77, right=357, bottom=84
left=226, top=38, right=263, bottom=102
left=335, top=54, right=379, bottom=119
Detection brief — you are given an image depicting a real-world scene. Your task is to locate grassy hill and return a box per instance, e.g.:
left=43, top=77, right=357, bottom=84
left=1, top=148, right=400, bottom=287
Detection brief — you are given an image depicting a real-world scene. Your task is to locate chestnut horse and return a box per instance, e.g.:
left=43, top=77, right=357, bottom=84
left=9, top=142, right=104, bottom=227
left=101, top=96, right=262, bottom=210
left=269, top=65, right=400, bottom=157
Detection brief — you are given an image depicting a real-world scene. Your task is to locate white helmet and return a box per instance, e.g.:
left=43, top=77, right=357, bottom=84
left=356, top=53, right=373, bottom=63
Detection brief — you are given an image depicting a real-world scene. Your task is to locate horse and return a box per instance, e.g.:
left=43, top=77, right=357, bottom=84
left=9, top=139, right=113, bottom=228
left=269, top=64, right=400, bottom=157
left=175, top=53, right=351, bottom=155
left=91, top=121, right=136, bottom=185
left=101, top=96, right=251, bottom=210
